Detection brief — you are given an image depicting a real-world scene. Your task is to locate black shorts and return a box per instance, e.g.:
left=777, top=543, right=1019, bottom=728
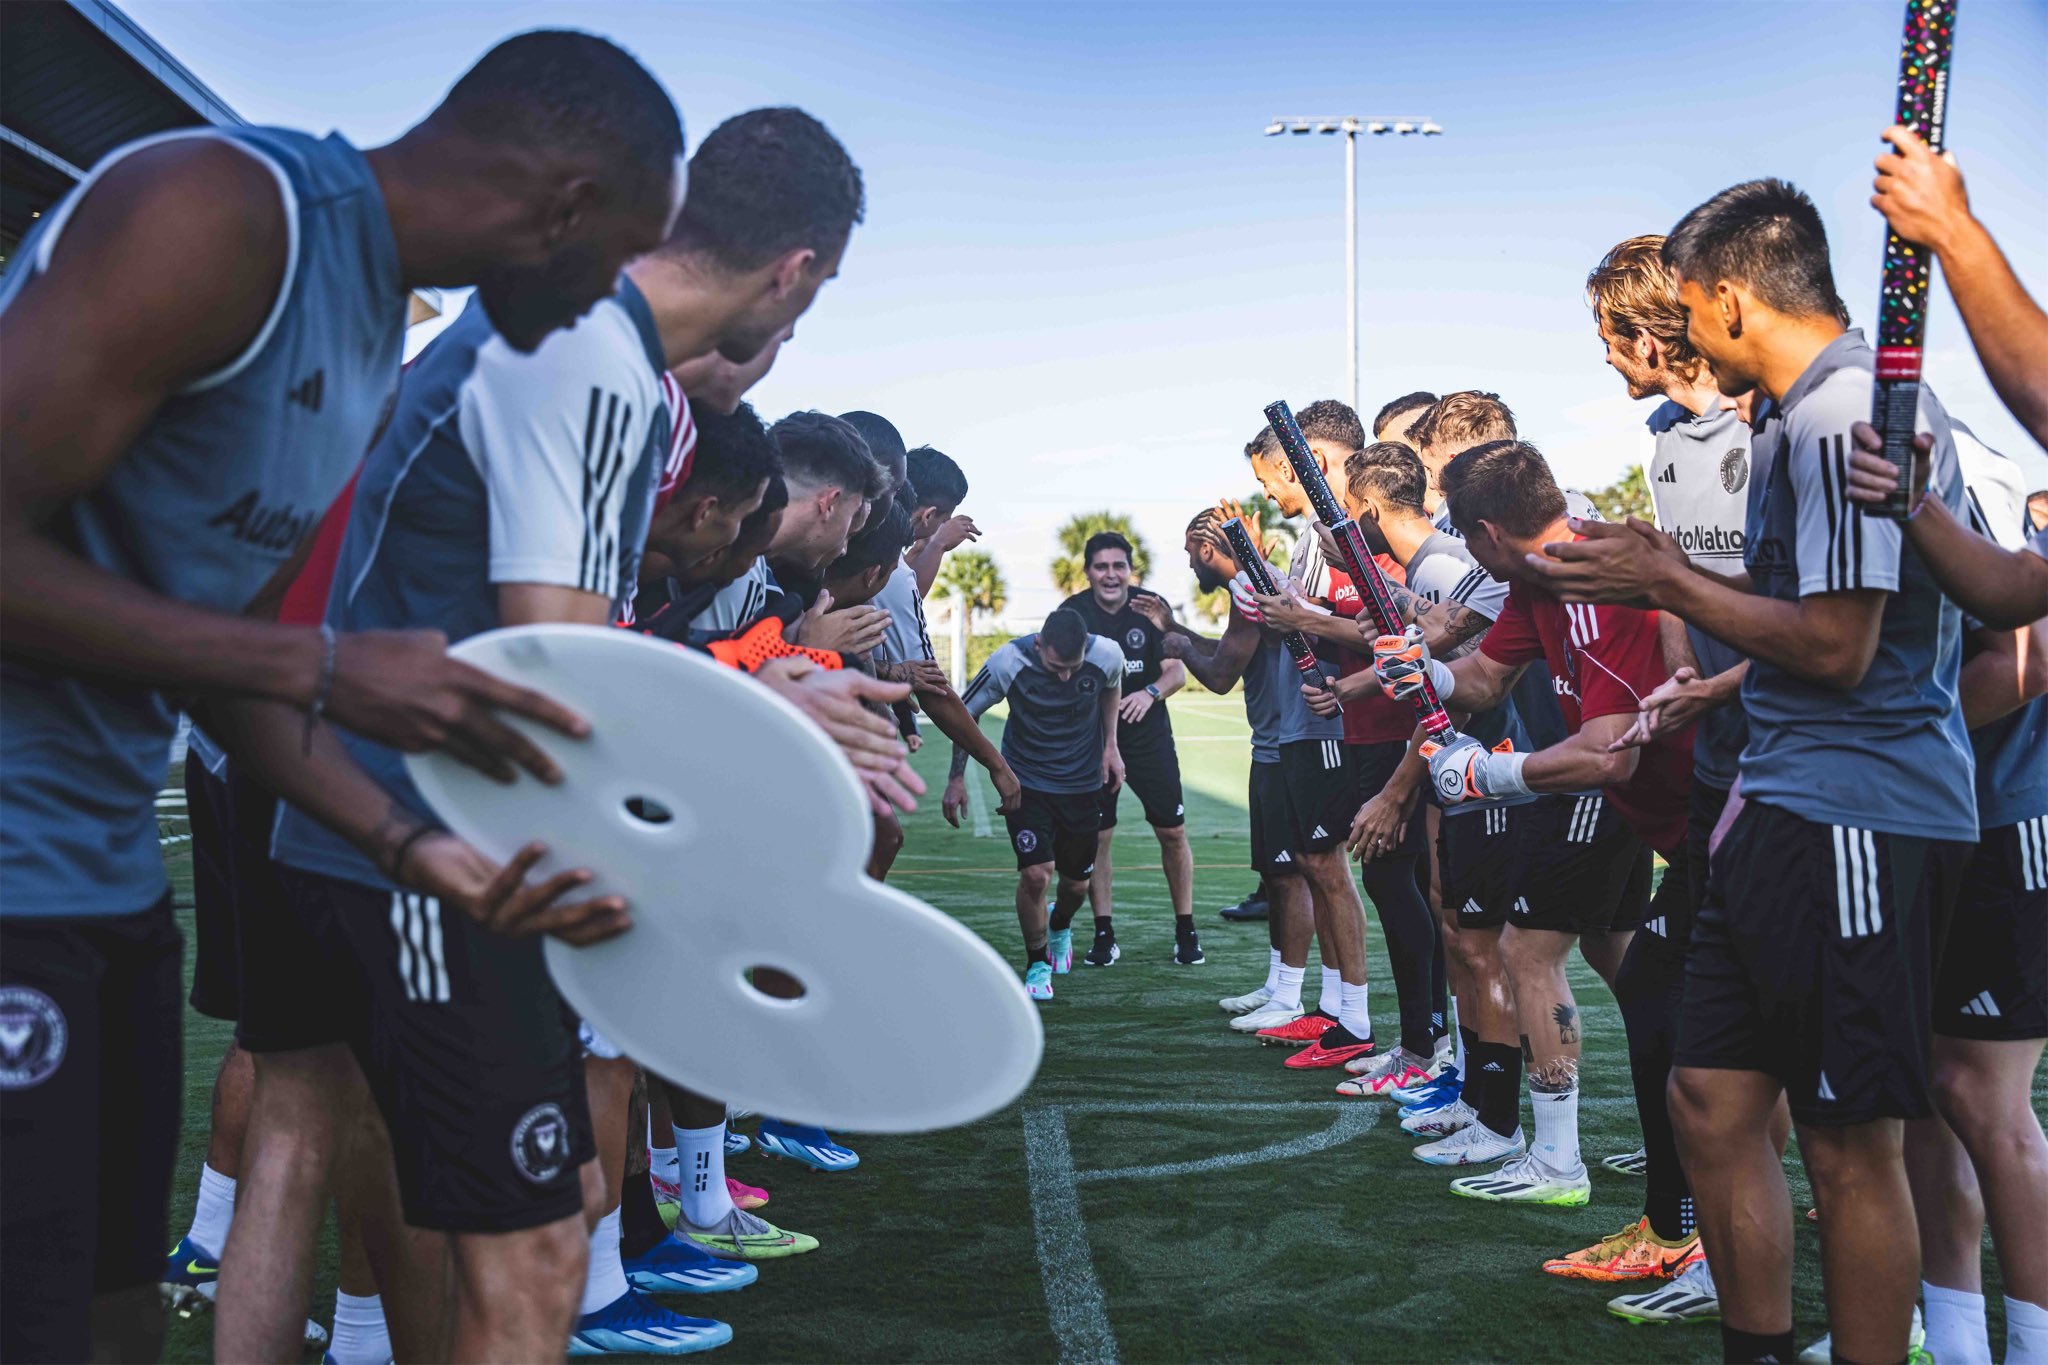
left=1934, top=814, right=2047, bottom=1041
left=230, top=767, right=366, bottom=1055
left=0, top=898, right=182, bottom=1362
left=1440, top=801, right=1529, bottom=929
left=1007, top=788, right=1100, bottom=880
left=185, top=751, right=239, bottom=1022
left=1510, top=793, right=1652, bottom=934
left=1278, top=738, right=1359, bottom=854
left=277, top=868, right=595, bottom=1233
left=1677, top=799, right=1969, bottom=1126
left=1100, top=716, right=1184, bottom=829
left=1639, top=838, right=1694, bottom=946
left=1248, top=760, right=1298, bottom=877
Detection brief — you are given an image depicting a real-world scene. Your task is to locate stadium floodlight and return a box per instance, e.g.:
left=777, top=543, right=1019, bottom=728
left=1258, top=115, right=1446, bottom=412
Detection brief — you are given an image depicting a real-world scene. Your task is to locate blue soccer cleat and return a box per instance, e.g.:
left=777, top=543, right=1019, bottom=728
left=567, top=1289, right=731, bottom=1356
left=160, top=1235, right=221, bottom=1316
left=756, top=1119, right=860, bottom=1172
left=1395, top=1066, right=1464, bottom=1114
left=723, top=1128, right=751, bottom=1157
left=626, top=1234, right=759, bottom=1295
left=1048, top=928, right=1074, bottom=975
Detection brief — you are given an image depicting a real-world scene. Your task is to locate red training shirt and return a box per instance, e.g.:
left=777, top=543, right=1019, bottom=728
left=1479, top=576, right=1693, bottom=853
left=1328, top=559, right=1424, bottom=746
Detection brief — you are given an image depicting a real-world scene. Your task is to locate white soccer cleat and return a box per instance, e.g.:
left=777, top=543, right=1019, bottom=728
left=1218, top=986, right=1273, bottom=1015
left=1449, top=1151, right=1591, bottom=1204
left=1414, top=1121, right=1526, bottom=1167
left=1400, top=1098, right=1477, bottom=1138
left=1797, top=1306, right=1923, bottom=1363
left=1229, top=1000, right=1305, bottom=1033
left=1608, top=1254, right=1719, bottom=1324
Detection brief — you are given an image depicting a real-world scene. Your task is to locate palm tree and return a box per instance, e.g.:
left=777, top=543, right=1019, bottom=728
left=1050, top=511, right=1150, bottom=596
left=933, top=547, right=1007, bottom=628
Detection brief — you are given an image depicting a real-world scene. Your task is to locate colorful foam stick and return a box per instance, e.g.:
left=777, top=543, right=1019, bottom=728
left=1868, top=0, right=1959, bottom=519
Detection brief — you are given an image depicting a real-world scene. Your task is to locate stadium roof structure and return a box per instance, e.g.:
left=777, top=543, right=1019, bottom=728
left=0, top=0, right=440, bottom=323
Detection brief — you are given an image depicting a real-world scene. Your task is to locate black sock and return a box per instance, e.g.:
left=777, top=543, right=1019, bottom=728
left=1458, top=1025, right=1479, bottom=1074
left=1049, top=900, right=1079, bottom=933
left=1023, top=940, right=1048, bottom=973
left=1719, top=1325, right=1796, bottom=1363
left=1359, top=846, right=1436, bottom=1058
left=620, top=1170, right=668, bottom=1259
left=1093, top=916, right=1113, bottom=938
left=1472, top=1041, right=1522, bottom=1137
left=1645, top=1190, right=1697, bottom=1242
left=1175, top=915, right=1195, bottom=938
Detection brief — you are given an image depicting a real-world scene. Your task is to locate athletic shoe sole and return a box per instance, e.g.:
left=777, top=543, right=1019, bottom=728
left=1451, top=1176, right=1591, bottom=1205
left=1607, top=1288, right=1720, bottom=1325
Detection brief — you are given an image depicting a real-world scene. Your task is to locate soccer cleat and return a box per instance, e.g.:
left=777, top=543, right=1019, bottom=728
left=1608, top=1251, right=1720, bottom=1325
left=162, top=1237, right=329, bottom=1347
left=678, top=1206, right=819, bottom=1260
left=1389, top=1062, right=1456, bottom=1107
left=1219, top=986, right=1273, bottom=1014
left=626, top=1233, right=760, bottom=1295
left=1451, top=1151, right=1591, bottom=1204
left=160, top=1235, right=220, bottom=1317
left=1336, top=1060, right=1434, bottom=1098
left=1400, top=1098, right=1477, bottom=1138
left=1414, top=1122, right=1526, bottom=1167
left=723, top=1129, right=750, bottom=1157
left=1173, top=930, right=1206, bottom=966
left=1082, top=932, right=1120, bottom=967
left=1230, top=1000, right=1305, bottom=1034
left=567, top=1289, right=732, bottom=1356
left=1602, top=1146, right=1649, bottom=1176
left=1048, top=928, right=1074, bottom=974
left=1283, top=1025, right=1374, bottom=1069
left=1256, top=1011, right=1337, bottom=1046
left=1798, top=1306, right=1923, bottom=1363
left=756, top=1120, right=859, bottom=1172
left=1543, top=1217, right=1699, bottom=1281
left=1219, top=892, right=1269, bottom=922
left=725, top=1176, right=768, bottom=1211
left=1024, top=961, right=1054, bottom=1001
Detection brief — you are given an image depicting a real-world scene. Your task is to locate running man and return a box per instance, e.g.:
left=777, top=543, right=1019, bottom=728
left=944, top=609, right=1126, bottom=1000
left=1062, top=531, right=1200, bottom=966
left=1527, top=179, right=1976, bottom=1365
left=0, top=31, right=686, bottom=1361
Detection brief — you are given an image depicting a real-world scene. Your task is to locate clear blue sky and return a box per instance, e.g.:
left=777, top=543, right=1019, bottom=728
left=128, top=0, right=2048, bottom=621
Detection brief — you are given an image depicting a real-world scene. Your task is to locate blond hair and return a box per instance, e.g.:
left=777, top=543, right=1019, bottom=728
left=1586, top=234, right=1704, bottom=380
left=1411, top=391, right=1516, bottom=460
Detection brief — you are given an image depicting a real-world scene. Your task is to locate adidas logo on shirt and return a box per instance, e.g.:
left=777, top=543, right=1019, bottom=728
left=287, top=369, right=325, bottom=412
left=1656, top=464, right=1677, bottom=483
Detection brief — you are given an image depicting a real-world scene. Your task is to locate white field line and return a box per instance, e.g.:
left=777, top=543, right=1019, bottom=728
left=1022, top=1101, right=1379, bottom=1364
left=966, top=769, right=993, bottom=838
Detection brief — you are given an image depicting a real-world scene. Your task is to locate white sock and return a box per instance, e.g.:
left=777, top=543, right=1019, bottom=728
left=2007, top=1294, right=2048, bottom=1365
left=1529, top=1083, right=1581, bottom=1171
left=327, top=1291, right=391, bottom=1365
left=1263, top=948, right=1282, bottom=995
left=649, top=1144, right=679, bottom=1184
left=1337, top=980, right=1371, bottom=1040
left=1273, top=964, right=1305, bottom=1010
left=1921, top=1283, right=1990, bottom=1365
left=675, top=1123, right=735, bottom=1228
left=1318, top=965, right=1343, bottom=1015
left=579, top=1208, right=627, bottom=1316
left=187, top=1163, right=236, bottom=1259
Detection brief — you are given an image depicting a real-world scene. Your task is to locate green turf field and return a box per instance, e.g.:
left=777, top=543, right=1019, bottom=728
left=160, top=693, right=2031, bottom=1362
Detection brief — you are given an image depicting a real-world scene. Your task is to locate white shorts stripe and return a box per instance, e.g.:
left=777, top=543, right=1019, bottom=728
left=390, top=895, right=418, bottom=1002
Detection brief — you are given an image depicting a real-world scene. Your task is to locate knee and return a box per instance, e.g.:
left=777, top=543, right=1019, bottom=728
left=1666, top=1069, right=1723, bottom=1145
left=874, top=815, right=904, bottom=859
left=1156, top=825, right=1188, bottom=852
left=1019, top=865, right=1053, bottom=897
left=1799, top=1124, right=1903, bottom=1196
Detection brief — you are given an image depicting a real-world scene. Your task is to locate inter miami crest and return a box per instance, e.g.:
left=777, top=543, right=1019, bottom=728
left=1077, top=673, right=1100, bottom=696
left=1015, top=829, right=1039, bottom=854
left=0, top=987, right=67, bottom=1089
left=1721, top=447, right=1750, bottom=494
left=510, top=1102, right=571, bottom=1183
left=1125, top=627, right=1146, bottom=651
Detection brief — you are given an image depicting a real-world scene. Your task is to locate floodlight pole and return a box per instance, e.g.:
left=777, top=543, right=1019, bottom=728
left=1264, top=116, right=1444, bottom=416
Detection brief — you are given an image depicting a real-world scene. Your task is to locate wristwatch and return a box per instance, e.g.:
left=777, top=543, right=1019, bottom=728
left=1144, top=684, right=1162, bottom=700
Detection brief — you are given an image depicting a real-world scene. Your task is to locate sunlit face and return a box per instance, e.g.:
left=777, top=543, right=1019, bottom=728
left=1596, top=316, right=1660, bottom=401
left=1250, top=452, right=1305, bottom=518
left=1673, top=271, right=1757, bottom=399
left=1086, top=549, right=1131, bottom=608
